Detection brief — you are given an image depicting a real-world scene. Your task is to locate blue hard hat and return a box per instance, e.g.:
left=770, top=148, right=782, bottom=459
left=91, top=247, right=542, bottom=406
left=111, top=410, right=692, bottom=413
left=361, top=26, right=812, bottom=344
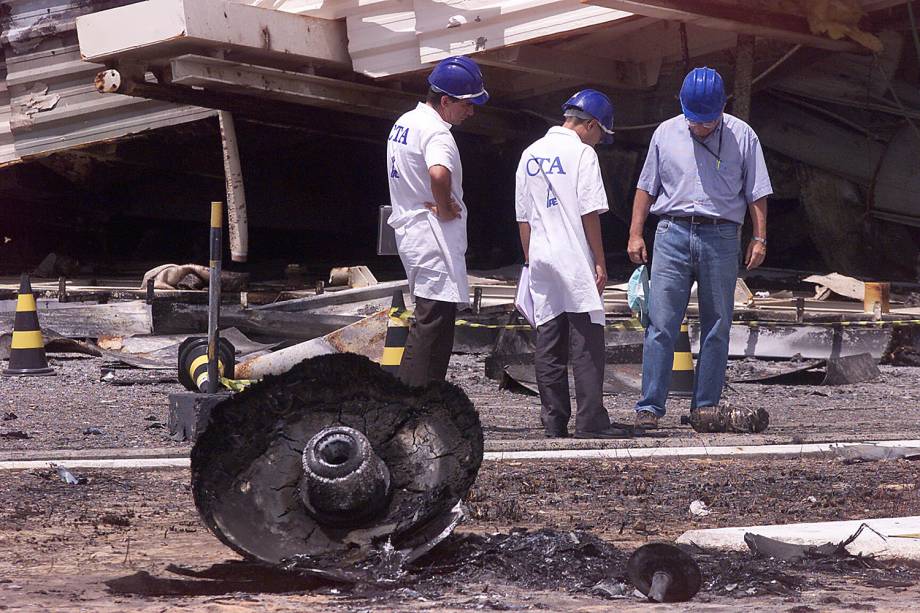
left=562, top=89, right=615, bottom=144
left=428, top=56, right=489, bottom=105
left=679, top=67, right=726, bottom=123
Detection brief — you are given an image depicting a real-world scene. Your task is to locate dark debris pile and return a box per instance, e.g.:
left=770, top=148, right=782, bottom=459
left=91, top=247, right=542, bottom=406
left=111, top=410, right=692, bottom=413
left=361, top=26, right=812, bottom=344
left=409, top=528, right=630, bottom=591
left=104, top=527, right=920, bottom=609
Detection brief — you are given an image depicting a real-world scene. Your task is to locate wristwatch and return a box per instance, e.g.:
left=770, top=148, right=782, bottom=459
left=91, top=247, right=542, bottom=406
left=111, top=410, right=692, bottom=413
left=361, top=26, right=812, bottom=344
left=752, top=236, right=767, bottom=246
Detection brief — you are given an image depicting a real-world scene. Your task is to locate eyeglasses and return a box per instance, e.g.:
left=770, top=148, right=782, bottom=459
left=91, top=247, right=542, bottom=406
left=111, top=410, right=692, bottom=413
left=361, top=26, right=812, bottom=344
left=686, top=118, right=720, bottom=129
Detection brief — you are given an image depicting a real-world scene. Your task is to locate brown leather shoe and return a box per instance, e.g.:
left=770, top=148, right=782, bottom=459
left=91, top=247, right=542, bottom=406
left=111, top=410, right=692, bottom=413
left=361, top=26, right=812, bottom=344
left=634, top=410, right=659, bottom=430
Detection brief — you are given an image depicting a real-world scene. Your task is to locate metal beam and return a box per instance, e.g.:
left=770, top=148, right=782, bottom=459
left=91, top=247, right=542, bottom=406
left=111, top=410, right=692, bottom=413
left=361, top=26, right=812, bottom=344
left=584, top=0, right=862, bottom=52
left=496, top=72, right=585, bottom=102
left=110, top=55, right=532, bottom=139
left=477, top=44, right=653, bottom=90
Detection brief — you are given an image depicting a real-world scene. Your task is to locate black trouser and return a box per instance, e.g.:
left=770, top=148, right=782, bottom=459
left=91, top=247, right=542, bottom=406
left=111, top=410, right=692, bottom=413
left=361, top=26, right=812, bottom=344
left=535, top=312, right=610, bottom=435
left=398, top=296, right=457, bottom=387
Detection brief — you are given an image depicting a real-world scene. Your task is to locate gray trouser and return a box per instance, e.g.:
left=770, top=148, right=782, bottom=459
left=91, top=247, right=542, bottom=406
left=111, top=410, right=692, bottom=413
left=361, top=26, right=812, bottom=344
left=535, top=312, right=610, bottom=435
left=398, top=296, right=456, bottom=387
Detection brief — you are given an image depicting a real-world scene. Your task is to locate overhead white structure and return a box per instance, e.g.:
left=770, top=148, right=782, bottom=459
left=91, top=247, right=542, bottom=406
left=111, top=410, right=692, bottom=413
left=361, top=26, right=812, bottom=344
left=241, top=1, right=635, bottom=77
left=78, top=0, right=351, bottom=69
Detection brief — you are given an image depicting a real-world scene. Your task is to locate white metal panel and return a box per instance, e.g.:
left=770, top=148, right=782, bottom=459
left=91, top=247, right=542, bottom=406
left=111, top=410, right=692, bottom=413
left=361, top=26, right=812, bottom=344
left=241, top=0, right=383, bottom=20
left=77, top=0, right=351, bottom=68
left=74, top=0, right=189, bottom=61
left=415, top=0, right=632, bottom=65
left=343, top=0, right=633, bottom=78
left=345, top=1, right=419, bottom=77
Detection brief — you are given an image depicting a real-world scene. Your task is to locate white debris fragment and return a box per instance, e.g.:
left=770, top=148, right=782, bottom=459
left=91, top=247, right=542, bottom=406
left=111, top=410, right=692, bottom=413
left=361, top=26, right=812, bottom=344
left=689, top=500, right=712, bottom=517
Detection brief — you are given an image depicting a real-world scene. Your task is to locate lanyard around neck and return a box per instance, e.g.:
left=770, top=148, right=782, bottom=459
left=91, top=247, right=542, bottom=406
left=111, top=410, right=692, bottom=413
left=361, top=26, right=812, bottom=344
left=692, top=123, right=723, bottom=170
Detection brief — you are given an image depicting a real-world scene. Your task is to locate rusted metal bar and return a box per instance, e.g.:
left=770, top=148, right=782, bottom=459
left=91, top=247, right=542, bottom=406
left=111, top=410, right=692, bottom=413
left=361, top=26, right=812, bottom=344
left=207, top=201, right=223, bottom=394
left=218, top=111, right=248, bottom=263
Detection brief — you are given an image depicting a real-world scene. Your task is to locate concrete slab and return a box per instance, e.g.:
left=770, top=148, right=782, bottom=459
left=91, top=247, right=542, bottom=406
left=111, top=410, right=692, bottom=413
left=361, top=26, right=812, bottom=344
left=678, top=516, right=920, bottom=560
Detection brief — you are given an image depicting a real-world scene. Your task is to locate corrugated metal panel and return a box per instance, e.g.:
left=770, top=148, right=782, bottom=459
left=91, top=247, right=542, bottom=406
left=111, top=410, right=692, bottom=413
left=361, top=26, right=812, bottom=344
left=0, top=44, right=17, bottom=163
left=0, top=0, right=214, bottom=164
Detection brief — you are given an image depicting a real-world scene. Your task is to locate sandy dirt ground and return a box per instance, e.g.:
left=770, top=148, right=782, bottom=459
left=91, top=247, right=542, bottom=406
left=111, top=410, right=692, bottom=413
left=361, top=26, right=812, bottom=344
left=1, top=459, right=919, bottom=612
left=2, top=353, right=920, bottom=611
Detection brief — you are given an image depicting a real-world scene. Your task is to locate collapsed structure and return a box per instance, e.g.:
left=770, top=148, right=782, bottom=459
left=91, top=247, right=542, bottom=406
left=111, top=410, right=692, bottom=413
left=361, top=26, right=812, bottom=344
left=0, top=0, right=915, bottom=277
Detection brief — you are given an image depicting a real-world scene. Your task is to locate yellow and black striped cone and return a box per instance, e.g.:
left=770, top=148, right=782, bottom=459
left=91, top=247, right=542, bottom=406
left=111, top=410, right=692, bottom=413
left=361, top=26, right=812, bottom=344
left=668, top=320, right=694, bottom=397
left=177, top=337, right=235, bottom=393
left=381, top=290, right=409, bottom=376
left=3, top=274, right=54, bottom=376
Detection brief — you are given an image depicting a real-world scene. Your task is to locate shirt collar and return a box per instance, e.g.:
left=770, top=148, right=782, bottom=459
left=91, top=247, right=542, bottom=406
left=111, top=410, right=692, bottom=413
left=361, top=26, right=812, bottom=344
left=548, top=126, right=581, bottom=140
left=686, top=115, right=723, bottom=143
left=417, top=102, right=452, bottom=129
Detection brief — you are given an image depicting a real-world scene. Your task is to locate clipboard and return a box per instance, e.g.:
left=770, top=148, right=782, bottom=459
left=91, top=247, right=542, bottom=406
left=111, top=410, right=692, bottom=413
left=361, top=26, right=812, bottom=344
left=514, top=265, right=536, bottom=328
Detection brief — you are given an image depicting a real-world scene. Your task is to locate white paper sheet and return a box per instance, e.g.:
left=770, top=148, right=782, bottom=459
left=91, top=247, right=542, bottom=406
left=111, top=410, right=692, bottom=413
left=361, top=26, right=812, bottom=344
left=514, top=265, right=536, bottom=328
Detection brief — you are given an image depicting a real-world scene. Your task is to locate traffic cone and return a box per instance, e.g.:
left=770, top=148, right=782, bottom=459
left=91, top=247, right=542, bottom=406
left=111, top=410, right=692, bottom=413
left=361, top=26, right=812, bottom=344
left=3, top=274, right=54, bottom=376
left=177, top=336, right=235, bottom=392
left=668, top=319, right=694, bottom=397
left=380, top=290, right=409, bottom=376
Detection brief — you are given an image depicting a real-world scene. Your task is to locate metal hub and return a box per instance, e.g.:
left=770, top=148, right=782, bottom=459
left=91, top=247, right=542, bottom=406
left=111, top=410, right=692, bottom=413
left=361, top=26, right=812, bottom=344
left=300, top=426, right=391, bottom=525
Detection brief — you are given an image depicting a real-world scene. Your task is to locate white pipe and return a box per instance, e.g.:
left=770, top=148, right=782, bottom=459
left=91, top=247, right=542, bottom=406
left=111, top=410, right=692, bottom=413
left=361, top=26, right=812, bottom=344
left=3, top=440, right=919, bottom=471
left=219, top=111, right=248, bottom=263
left=234, top=309, right=388, bottom=379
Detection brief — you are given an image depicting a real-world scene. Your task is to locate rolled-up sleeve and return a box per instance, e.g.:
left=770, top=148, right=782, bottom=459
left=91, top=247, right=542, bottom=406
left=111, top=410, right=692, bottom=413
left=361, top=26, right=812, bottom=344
left=576, top=148, right=609, bottom=215
left=636, top=130, right=662, bottom=197
left=744, top=133, right=773, bottom=203
left=515, top=157, right=529, bottom=222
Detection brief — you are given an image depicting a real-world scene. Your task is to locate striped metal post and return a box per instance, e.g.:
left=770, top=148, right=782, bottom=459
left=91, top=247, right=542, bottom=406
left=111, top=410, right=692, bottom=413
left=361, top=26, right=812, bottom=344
left=207, top=201, right=223, bottom=394
left=380, top=291, right=410, bottom=376
left=668, top=319, right=695, bottom=397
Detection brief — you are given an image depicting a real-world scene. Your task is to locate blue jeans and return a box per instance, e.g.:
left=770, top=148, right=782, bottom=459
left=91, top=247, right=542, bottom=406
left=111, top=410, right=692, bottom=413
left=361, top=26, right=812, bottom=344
left=636, top=218, right=740, bottom=416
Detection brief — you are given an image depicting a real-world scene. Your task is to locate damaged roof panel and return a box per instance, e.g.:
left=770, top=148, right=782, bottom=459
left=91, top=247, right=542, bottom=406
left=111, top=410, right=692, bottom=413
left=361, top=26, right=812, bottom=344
left=0, top=0, right=213, bottom=164
left=0, top=46, right=16, bottom=164
left=415, top=1, right=632, bottom=67
left=240, top=0, right=634, bottom=78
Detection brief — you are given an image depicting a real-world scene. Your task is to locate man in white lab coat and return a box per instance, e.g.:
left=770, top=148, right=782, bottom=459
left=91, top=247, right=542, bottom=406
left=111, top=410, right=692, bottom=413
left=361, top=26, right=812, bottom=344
left=515, top=89, right=629, bottom=439
left=386, top=56, right=488, bottom=386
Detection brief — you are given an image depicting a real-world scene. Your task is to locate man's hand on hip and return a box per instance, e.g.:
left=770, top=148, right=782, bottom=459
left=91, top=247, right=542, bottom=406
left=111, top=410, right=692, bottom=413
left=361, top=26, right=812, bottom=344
left=627, top=235, right=647, bottom=264
left=595, top=264, right=608, bottom=295
left=425, top=199, right=462, bottom=221
left=745, top=239, right=767, bottom=270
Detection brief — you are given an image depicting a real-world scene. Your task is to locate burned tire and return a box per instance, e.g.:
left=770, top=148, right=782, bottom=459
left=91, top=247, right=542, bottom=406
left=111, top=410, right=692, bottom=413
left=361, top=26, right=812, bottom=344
left=190, top=353, right=483, bottom=568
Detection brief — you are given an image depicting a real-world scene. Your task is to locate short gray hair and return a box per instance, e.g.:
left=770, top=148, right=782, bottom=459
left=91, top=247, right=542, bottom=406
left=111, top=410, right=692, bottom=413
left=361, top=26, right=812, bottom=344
left=563, top=108, right=594, bottom=122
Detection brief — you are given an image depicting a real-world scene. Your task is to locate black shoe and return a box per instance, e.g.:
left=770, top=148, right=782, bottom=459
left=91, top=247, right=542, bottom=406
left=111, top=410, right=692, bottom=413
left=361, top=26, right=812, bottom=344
left=573, top=426, right=633, bottom=439
left=544, top=430, right=570, bottom=439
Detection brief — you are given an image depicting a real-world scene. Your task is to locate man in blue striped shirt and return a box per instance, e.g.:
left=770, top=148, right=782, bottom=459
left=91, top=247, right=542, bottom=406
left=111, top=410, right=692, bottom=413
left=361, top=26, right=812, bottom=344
left=627, top=67, right=772, bottom=432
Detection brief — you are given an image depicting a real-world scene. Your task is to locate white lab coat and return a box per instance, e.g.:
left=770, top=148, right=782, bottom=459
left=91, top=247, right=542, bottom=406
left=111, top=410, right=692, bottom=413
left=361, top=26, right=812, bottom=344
left=515, top=126, right=608, bottom=327
left=386, top=103, right=469, bottom=304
